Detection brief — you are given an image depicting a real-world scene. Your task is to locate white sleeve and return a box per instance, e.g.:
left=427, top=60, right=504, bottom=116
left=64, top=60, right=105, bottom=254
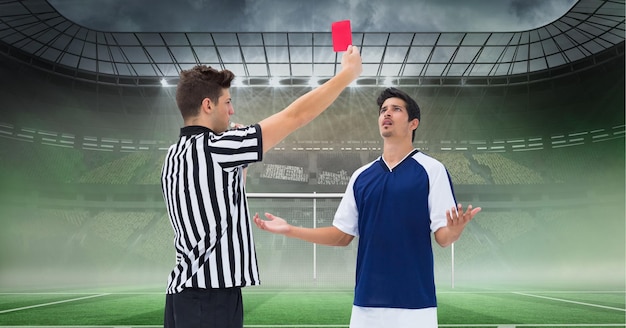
left=422, top=158, right=456, bottom=233
left=332, top=169, right=363, bottom=237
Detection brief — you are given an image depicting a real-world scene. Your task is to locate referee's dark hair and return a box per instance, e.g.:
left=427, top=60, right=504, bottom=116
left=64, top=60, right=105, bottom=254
left=376, top=87, right=421, bottom=141
left=176, top=65, right=235, bottom=120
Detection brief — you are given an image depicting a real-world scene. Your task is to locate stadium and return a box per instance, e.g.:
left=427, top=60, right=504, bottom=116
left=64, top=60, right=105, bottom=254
left=0, top=0, right=624, bottom=326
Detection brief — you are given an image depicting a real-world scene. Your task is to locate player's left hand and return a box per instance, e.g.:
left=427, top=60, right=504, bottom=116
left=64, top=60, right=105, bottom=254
left=446, top=203, right=481, bottom=229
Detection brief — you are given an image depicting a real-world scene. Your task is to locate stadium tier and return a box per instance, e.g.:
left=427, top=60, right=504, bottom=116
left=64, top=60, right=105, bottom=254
left=0, top=0, right=623, bottom=292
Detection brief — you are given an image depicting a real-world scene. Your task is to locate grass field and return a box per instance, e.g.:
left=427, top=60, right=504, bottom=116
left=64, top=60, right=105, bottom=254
left=0, top=285, right=623, bottom=327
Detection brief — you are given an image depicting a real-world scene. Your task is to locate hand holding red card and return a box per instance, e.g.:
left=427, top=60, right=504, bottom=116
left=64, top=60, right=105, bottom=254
left=332, top=20, right=352, bottom=52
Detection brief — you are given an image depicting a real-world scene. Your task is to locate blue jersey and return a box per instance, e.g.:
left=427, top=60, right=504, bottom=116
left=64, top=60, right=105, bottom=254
left=333, top=149, right=456, bottom=309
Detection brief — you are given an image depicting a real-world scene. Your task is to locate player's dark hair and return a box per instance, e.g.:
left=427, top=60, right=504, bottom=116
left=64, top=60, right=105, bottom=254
left=176, top=65, right=235, bottom=120
left=376, top=87, right=421, bottom=141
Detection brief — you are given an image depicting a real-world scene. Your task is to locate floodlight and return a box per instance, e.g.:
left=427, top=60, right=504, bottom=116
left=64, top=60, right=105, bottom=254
left=269, top=77, right=282, bottom=87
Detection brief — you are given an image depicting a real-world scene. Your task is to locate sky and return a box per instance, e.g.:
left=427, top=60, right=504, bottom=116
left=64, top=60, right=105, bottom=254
left=47, top=0, right=578, bottom=33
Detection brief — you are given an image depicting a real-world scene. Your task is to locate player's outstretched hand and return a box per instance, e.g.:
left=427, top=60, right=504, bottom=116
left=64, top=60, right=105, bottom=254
left=446, top=204, right=481, bottom=230
left=253, top=212, right=291, bottom=235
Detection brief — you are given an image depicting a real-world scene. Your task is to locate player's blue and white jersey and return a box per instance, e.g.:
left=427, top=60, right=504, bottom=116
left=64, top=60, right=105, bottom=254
left=333, top=149, right=456, bottom=309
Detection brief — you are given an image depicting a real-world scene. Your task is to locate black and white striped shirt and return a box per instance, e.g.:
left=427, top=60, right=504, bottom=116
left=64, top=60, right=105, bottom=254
left=161, top=125, right=263, bottom=294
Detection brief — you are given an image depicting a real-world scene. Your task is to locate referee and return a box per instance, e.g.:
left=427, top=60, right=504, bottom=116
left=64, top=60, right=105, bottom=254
left=161, top=45, right=362, bottom=328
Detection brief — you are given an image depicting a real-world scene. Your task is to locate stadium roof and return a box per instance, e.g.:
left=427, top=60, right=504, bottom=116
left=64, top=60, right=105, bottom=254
left=0, top=0, right=624, bottom=87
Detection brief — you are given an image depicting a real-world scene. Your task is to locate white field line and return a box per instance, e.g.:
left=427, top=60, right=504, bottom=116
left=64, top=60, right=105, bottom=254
left=0, top=293, right=110, bottom=314
left=0, top=324, right=624, bottom=327
left=513, top=291, right=626, bottom=312
left=444, top=325, right=626, bottom=327
left=0, top=290, right=623, bottom=295
left=0, top=291, right=623, bottom=328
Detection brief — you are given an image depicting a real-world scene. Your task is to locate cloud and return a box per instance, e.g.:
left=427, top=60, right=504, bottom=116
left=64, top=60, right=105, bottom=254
left=48, top=0, right=577, bottom=33
left=509, top=0, right=575, bottom=29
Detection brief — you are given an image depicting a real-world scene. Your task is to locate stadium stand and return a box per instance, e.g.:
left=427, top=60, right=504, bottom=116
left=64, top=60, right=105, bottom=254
left=0, top=0, right=623, bottom=288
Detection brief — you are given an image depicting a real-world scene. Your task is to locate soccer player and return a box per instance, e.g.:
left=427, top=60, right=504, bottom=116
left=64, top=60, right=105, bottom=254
left=254, top=87, right=481, bottom=328
left=161, top=45, right=362, bottom=328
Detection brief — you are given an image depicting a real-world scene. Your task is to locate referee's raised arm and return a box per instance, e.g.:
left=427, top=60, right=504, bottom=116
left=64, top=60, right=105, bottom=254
left=258, top=45, right=362, bottom=154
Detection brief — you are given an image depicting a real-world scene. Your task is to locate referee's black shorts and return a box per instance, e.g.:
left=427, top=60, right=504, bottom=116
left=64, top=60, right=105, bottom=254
left=164, top=287, right=243, bottom=328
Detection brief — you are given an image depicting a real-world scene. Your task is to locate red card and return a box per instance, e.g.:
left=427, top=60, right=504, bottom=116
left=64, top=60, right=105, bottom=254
left=332, top=20, right=352, bottom=52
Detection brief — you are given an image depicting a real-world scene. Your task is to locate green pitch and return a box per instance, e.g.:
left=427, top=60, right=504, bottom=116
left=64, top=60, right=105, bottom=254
left=0, top=286, right=624, bottom=327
